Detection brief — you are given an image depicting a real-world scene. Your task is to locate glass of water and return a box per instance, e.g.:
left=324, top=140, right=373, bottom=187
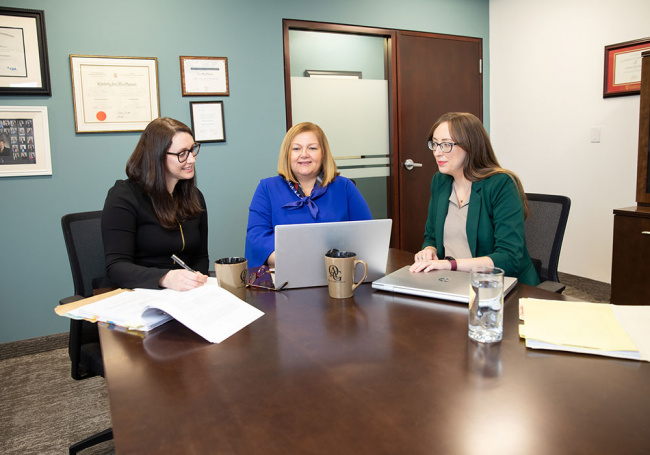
left=469, top=266, right=505, bottom=343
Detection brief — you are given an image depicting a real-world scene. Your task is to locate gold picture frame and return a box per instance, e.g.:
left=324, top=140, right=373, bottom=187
left=70, top=55, right=160, bottom=133
left=180, top=56, right=229, bottom=96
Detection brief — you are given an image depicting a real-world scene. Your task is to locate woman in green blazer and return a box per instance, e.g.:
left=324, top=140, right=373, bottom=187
left=410, top=112, right=540, bottom=286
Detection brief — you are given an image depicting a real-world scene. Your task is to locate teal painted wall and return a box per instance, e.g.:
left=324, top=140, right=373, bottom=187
left=0, top=0, right=489, bottom=343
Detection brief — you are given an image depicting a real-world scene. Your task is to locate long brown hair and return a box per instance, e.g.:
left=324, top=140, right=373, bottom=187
left=427, top=112, right=529, bottom=218
left=126, top=117, right=204, bottom=229
left=277, top=122, right=339, bottom=186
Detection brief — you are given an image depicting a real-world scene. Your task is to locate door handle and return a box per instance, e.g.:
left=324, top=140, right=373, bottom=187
left=403, top=159, right=423, bottom=171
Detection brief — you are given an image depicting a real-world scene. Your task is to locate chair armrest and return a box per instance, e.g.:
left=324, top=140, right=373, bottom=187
left=59, top=295, right=85, bottom=305
left=536, top=280, right=566, bottom=294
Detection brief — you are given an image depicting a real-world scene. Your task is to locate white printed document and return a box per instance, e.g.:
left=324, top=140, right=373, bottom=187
left=58, top=279, right=264, bottom=343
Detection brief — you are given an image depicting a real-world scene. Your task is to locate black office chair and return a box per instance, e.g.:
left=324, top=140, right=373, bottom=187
left=524, top=193, right=571, bottom=293
left=60, top=211, right=113, bottom=454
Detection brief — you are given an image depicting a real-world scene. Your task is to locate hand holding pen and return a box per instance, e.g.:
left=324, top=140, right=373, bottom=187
left=158, top=255, right=208, bottom=291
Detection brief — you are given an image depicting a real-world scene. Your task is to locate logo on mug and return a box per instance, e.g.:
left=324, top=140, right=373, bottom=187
left=240, top=269, right=247, bottom=284
left=328, top=265, right=341, bottom=281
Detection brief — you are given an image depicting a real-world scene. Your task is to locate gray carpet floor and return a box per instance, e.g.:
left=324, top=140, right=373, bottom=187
left=0, top=274, right=609, bottom=454
left=0, top=347, right=114, bottom=455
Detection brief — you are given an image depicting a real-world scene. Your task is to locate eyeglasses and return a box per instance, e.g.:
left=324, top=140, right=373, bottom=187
left=167, top=143, right=200, bottom=163
left=427, top=141, right=457, bottom=153
left=247, top=265, right=288, bottom=292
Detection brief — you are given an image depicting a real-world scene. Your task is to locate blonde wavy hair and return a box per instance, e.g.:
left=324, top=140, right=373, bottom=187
left=277, top=122, right=339, bottom=186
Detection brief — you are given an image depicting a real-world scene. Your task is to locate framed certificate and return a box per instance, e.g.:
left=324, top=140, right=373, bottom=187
left=604, top=37, right=650, bottom=98
left=0, top=106, right=51, bottom=177
left=0, top=7, right=51, bottom=96
left=70, top=55, right=160, bottom=133
left=190, top=101, right=226, bottom=143
left=180, top=56, right=229, bottom=96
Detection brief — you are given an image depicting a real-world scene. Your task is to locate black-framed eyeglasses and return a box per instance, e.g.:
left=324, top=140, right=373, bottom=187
left=167, top=143, right=200, bottom=163
left=427, top=141, right=457, bottom=153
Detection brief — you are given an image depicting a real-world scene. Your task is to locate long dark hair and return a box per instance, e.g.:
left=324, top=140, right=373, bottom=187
left=126, top=117, right=204, bottom=229
left=427, top=112, right=529, bottom=218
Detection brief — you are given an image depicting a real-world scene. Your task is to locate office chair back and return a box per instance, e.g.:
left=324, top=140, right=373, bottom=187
left=61, top=211, right=106, bottom=380
left=61, top=210, right=114, bottom=454
left=524, top=193, right=571, bottom=283
left=61, top=211, right=106, bottom=298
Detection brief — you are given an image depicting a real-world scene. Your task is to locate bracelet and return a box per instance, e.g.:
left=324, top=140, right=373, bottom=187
left=445, top=256, right=457, bottom=271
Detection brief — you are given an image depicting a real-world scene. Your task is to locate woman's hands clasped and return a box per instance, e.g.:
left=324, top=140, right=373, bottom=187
left=159, top=269, right=208, bottom=291
left=409, top=246, right=449, bottom=273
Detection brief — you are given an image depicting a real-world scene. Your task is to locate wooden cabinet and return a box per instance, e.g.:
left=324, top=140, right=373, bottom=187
left=610, top=51, right=650, bottom=305
left=637, top=50, right=650, bottom=205
left=611, top=206, right=650, bottom=304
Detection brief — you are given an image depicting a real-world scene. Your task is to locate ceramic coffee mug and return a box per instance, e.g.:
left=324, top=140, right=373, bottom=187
left=324, top=250, right=368, bottom=299
left=215, top=257, right=248, bottom=298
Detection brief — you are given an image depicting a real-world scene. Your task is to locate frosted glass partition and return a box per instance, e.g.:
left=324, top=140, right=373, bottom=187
left=291, top=77, right=390, bottom=179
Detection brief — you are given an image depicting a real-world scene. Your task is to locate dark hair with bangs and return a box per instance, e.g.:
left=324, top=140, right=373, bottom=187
left=427, top=112, right=529, bottom=218
left=126, top=117, right=204, bottom=229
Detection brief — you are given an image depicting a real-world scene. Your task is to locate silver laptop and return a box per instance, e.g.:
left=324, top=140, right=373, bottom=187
left=372, top=266, right=517, bottom=303
left=274, top=219, right=392, bottom=289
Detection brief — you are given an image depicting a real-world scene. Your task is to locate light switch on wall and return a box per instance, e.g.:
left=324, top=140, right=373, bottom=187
left=591, top=127, right=601, bottom=143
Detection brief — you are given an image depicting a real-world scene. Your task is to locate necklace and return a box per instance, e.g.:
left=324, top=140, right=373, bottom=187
left=454, top=182, right=472, bottom=205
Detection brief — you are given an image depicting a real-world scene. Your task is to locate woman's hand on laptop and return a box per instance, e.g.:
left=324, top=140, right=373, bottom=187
left=410, top=259, right=451, bottom=273
left=413, top=247, right=438, bottom=263
left=410, top=247, right=440, bottom=272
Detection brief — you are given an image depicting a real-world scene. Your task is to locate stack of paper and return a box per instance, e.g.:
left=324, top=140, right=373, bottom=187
left=56, top=278, right=264, bottom=344
left=519, top=298, right=650, bottom=361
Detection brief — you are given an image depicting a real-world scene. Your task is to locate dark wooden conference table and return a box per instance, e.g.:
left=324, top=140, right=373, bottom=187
left=99, top=249, right=650, bottom=455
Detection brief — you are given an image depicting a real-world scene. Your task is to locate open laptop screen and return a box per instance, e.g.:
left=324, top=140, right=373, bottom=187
left=274, top=219, right=392, bottom=289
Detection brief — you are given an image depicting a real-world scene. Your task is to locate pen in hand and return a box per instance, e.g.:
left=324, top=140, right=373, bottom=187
left=171, top=254, right=197, bottom=273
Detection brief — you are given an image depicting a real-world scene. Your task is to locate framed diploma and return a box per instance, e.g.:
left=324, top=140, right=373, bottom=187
left=0, top=106, right=51, bottom=177
left=604, top=37, right=650, bottom=98
left=180, top=56, right=229, bottom=96
left=70, top=55, right=160, bottom=133
left=0, top=7, right=51, bottom=96
left=190, top=101, right=226, bottom=143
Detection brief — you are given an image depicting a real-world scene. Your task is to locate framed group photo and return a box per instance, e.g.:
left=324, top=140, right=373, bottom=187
left=604, top=37, right=650, bottom=98
left=190, top=101, right=226, bottom=143
left=70, top=55, right=160, bottom=133
left=0, top=7, right=51, bottom=96
left=0, top=106, right=51, bottom=177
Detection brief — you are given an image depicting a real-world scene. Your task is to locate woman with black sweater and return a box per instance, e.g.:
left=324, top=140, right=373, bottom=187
left=101, top=117, right=209, bottom=291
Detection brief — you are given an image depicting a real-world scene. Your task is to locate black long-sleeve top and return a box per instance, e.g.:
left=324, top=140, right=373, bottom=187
left=101, top=179, right=209, bottom=289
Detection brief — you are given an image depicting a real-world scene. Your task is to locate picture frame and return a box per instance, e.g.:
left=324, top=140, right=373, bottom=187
left=190, top=101, right=226, bottom=143
left=604, top=37, right=650, bottom=98
left=69, top=55, right=160, bottom=133
left=0, top=106, right=51, bottom=177
left=180, top=56, right=229, bottom=96
left=0, top=7, right=51, bottom=96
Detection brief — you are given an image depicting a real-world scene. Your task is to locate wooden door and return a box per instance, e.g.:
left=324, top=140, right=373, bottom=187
left=394, top=31, right=482, bottom=253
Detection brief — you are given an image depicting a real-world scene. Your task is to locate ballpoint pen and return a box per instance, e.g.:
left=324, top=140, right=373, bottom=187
left=171, top=254, right=197, bottom=273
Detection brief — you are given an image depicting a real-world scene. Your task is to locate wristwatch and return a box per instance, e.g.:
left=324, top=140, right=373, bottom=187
left=444, top=256, right=457, bottom=271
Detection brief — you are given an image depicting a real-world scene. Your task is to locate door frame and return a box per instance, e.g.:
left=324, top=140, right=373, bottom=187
left=282, top=19, right=483, bottom=249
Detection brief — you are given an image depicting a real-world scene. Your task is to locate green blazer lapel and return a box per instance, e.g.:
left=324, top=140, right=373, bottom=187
left=466, top=180, right=483, bottom=257
left=435, top=177, right=453, bottom=254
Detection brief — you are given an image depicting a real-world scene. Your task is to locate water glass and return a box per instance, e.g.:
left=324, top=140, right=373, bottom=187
left=468, top=266, right=505, bottom=343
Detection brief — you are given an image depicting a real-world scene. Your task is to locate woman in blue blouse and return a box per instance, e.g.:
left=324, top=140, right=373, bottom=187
left=245, top=122, right=372, bottom=268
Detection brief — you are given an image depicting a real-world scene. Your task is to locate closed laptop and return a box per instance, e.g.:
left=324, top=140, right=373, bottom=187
left=372, top=266, right=517, bottom=303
